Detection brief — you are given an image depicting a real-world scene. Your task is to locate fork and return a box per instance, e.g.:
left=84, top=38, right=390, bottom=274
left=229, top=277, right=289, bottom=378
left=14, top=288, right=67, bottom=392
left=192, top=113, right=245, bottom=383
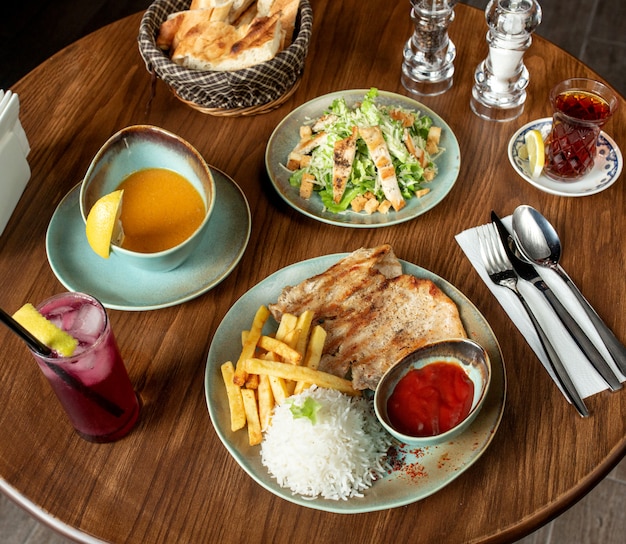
left=477, top=223, right=589, bottom=418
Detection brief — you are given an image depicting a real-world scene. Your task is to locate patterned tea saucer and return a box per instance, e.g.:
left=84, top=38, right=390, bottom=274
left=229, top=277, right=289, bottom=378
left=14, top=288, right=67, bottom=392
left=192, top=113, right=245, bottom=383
left=508, top=118, right=623, bottom=196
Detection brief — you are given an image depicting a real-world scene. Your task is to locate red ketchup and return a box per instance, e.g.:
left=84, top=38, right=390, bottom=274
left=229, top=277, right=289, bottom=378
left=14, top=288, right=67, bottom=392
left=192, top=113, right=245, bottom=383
left=387, top=362, right=474, bottom=437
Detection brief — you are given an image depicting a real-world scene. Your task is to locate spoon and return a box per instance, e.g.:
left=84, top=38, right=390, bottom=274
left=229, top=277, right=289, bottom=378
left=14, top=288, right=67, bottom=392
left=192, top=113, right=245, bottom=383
left=512, top=205, right=626, bottom=377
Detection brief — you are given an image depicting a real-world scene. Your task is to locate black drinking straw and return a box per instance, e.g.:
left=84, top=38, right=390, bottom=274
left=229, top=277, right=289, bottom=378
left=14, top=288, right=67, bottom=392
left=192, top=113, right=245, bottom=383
left=0, top=308, right=125, bottom=418
left=1, top=307, right=52, bottom=355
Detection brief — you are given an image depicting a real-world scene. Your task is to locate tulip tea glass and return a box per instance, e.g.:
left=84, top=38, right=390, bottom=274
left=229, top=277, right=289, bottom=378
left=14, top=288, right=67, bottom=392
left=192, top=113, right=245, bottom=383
left=29, top=292, right=140, bottom=442
left=544, top=78, right=618, bottom=180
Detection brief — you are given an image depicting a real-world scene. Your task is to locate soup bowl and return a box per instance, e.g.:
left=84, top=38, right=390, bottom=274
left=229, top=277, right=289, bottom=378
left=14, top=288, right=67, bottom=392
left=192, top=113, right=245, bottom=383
left=374, top=338, right=491, bottom=447
left=80, top=125, right=215, bottom=272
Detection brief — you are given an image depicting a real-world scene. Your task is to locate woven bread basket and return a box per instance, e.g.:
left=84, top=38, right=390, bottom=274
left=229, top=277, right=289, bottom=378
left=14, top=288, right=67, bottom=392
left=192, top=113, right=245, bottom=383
left=138, top=0, right=312, bottom=116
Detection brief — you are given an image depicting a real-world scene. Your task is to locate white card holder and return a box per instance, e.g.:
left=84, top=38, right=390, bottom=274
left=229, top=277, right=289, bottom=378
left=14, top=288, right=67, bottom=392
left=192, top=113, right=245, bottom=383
left=0, top=90, right=31, bottom=237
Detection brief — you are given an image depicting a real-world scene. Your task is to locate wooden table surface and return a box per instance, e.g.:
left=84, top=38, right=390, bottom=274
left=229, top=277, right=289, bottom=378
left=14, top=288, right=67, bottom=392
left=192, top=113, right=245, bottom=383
left=1, top=1, right=625, bottom=543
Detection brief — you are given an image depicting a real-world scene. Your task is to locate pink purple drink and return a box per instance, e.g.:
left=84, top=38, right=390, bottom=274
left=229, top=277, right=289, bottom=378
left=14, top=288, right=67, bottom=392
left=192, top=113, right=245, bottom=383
left=31, top=292, right=140, bottom=442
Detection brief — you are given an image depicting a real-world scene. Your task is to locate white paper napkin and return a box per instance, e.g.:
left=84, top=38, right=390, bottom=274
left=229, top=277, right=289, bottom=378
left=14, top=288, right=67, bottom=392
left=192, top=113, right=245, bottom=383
left=0, top=89, right=31, bottom=237
left=456, top=216, right=625, bottom=400
left=0, top=92, right=29, bottom=157
left=0, top=90, right=9, bottom=115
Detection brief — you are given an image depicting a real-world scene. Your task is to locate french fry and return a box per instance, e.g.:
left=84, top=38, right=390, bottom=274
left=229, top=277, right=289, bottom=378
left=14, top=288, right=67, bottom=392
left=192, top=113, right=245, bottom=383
left=234, top=305, right=270, bottom=386
left=293, top=325, right=327, bottom=395
left=241, top=388, right=263, bottom=446
left=303, top=324, right=326, bottom=369
left=244, top=373, right=260, bottom=390
left=294, top=310, right=315, bottom=356
left=292, top=381, right=306, bottom=396
left=282, top=327, right=301, bottom=350
left=257, top=374, right=275, bottom=431
left=220, top=362, right=246, bottom=431
left=242, top=358, right=360, bottom=396
left=274, top=312, right=301, bottom=394
left=275, top=313, right=298, bottom=342
left=262, top=351, right=291, bottom=403
left=257, top=336, right=302, bottom=364
left=268, top=375, right=290, bottom=404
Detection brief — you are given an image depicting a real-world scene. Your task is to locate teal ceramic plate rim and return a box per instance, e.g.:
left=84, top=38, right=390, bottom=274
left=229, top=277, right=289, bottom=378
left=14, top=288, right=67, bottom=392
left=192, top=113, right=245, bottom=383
left=265, top=89, right=462, bottom=228
left=45, top=167, right=251, bottom=311
left=508, top=117, right=623, bottom=196
left=204, top=254, right=506, bottom=513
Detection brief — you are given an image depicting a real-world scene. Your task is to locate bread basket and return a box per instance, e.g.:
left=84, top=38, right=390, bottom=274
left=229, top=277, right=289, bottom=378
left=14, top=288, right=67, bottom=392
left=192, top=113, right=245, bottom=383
left=138, top=0, right=312, bottom=116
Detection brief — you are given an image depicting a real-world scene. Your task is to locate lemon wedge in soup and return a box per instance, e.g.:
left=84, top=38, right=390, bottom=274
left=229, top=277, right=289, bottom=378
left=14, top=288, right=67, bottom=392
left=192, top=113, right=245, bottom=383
left=85, top=190, right=125, bottom=258
left=524, top=129, right=545, bottom=179
left=13, top=303, right=78, bottom=357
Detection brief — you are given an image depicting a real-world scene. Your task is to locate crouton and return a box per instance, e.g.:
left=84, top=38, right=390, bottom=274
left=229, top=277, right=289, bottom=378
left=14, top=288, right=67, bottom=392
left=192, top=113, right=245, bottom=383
left=423, top=168, right=436, bottom=181
left=378, top=200, right=393, bottom=214
left=363, top=197, right=379, bottom=214
left=350, top=195, right=368, bottom=212
left=299, top=173, right=315, bottom=199
left=426, top=126, right=441, bottom=155
left=287, top=152, right=304, bottom=170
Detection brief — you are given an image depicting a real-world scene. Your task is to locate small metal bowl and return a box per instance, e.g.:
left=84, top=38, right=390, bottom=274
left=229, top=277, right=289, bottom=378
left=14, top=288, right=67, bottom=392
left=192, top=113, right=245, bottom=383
left=374, top=339, right=491, bottom=446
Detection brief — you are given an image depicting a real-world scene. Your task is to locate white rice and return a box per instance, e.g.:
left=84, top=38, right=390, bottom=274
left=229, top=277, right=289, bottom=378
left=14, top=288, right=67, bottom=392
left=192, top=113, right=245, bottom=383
left=260, top=387, right=391, bottom=501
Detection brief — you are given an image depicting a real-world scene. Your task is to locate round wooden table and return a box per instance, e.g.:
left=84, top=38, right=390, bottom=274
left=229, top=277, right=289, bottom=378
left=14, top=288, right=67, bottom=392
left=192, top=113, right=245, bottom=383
left=1, top=1, right=624, bottom=542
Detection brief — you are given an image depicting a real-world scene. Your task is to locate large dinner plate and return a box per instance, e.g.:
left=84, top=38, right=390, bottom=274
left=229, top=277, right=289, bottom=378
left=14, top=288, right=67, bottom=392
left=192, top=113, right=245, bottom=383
left=265, top=89, right=461, bottom=227
left=205, top=253, right=506, bottom=513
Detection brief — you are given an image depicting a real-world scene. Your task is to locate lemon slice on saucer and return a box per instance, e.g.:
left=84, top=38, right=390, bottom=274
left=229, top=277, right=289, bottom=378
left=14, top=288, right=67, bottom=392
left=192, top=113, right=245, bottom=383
left=85, top=190, right=125, bottom=258
left=13, top=303, right=78, bottom=357
left=524, top=129, right=545, bottom=179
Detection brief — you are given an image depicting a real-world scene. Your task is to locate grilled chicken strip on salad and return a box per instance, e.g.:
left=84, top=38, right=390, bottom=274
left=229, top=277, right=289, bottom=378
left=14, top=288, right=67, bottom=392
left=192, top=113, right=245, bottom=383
left=358, top=125, right=405, bottom=211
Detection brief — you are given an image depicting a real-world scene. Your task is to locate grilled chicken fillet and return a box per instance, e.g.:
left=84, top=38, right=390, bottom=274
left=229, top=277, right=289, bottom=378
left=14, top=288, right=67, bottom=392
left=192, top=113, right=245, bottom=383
left=268, top=245, right=467, bottom=390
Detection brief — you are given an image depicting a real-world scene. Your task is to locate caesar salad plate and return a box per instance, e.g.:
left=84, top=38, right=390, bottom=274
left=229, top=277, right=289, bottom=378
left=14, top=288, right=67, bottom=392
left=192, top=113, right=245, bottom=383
left=265, top=89, right=461, bottom=227
left=205, top=253, right=506, bottom=513
left=508, top=118, right=622, bottom=196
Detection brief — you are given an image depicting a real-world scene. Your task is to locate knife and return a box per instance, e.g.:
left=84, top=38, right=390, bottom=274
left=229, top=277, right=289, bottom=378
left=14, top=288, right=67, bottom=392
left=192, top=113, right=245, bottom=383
left=491, top=211, right=623, bottom=392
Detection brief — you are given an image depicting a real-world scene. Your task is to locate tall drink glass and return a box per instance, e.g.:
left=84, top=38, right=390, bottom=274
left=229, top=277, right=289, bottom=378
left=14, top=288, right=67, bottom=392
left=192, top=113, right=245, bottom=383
left=30, top=292, right=140, bottom=442
left=544, top=78, right=618, bottom=180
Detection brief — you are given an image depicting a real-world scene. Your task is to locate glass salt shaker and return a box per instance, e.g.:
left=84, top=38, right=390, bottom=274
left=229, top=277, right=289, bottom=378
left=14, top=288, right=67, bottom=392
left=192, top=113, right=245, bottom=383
left=470, top=0, right=542, bottom=121
left=401, top=0, right=459, bottom=97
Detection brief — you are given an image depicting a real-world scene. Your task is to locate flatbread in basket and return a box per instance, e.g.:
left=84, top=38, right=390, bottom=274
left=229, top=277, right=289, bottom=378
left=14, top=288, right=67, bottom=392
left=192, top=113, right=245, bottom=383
left=138, top=0, right=312, bottom=115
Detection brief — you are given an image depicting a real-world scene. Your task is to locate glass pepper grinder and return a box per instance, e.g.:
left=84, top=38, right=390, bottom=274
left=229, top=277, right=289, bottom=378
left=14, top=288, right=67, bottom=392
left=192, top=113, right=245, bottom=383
left=401, top=0, right=459, bottom=97
left=470, top=0, right=542, bottom=121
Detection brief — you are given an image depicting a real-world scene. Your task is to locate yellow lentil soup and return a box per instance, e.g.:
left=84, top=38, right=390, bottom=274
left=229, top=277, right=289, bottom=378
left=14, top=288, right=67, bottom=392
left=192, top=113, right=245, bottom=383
left=118, top=168, right=206, bottom=253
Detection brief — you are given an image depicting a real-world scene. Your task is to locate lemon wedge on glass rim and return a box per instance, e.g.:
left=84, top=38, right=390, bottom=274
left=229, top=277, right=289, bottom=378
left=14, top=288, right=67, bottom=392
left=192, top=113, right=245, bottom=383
left=85, top=190, right=125, bottom=259
left=13, top=303, right=78, bottom=357
left=524, top=129, right=545, bottom=179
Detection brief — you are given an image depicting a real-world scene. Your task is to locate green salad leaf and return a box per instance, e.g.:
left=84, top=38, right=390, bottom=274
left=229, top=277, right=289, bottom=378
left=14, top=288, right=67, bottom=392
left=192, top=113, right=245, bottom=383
left=288, top=88, right=442, bottom=214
